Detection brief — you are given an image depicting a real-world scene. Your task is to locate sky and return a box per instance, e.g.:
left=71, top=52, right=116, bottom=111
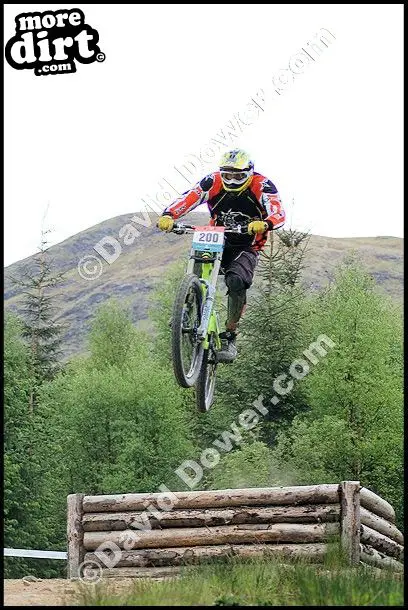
left=4, top=4, right=403, bottom=266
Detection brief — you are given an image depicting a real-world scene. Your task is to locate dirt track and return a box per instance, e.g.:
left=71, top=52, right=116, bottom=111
left=4, top=577, right=137, bottom=606
left=4, top=579, right=77, bottom=606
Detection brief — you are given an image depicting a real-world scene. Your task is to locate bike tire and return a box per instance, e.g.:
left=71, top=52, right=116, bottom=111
left=196, top=336, right=218, bottom=413
left=171, top=274, right=204, bottom=388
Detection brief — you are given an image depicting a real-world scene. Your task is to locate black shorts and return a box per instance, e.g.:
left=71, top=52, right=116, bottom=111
left=221, top=247, right=259, bottom=289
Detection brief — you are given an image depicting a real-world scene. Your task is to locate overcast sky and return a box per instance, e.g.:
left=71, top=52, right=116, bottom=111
left=4, top=4, right=403, bottom=266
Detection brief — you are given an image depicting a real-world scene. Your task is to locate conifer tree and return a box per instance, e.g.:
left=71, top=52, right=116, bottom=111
left=216, top=227, right=311, bottom=446
left=9, top=228, right=65, bottom=408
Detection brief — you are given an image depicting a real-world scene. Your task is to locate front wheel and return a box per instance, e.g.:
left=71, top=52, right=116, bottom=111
left=171, top=274, right=204, bottom=388
left=196, top=333, right=218, bottom=413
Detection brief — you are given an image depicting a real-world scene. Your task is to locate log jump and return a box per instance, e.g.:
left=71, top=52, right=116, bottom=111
left=67, top=481, right=403, bottom=579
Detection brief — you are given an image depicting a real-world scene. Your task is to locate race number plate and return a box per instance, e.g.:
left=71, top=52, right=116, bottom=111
left=192, top=226, right=225, bottom=252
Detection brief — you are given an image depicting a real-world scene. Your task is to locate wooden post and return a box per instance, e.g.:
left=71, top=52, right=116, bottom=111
left=340, top=481, right=361, bottom=565
left=67, top=493, right=85, bottom=579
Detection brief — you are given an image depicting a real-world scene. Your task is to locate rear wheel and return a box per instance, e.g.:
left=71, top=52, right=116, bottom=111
left=196, top=333, right=218, bottom=412
left=171, top=274, right=204, bottom=388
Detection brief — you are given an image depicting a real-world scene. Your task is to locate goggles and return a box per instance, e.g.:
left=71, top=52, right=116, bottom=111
left=220, top=169, right=253, bottom=186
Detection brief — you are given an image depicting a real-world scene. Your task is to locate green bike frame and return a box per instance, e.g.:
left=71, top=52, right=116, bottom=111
left=186, top=249, right=222, bottom=351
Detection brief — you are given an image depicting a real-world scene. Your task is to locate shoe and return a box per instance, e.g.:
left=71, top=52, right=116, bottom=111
left=217, top=331, right=237, bottom=363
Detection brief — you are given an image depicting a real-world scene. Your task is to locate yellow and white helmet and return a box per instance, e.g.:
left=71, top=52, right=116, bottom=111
left=219, top=149, right=254, bottom=193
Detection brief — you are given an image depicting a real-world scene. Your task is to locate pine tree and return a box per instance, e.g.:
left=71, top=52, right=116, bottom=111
left=4, top=313, right=59, bottom=577
left=216, top=228, right=311, bottom=446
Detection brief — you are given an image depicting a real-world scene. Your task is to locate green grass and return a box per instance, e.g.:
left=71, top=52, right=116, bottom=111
left=74, top=548, right=403, bottom=606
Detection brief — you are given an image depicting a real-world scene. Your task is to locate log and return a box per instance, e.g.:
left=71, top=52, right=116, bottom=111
left=83, top=522, right=340, bottom=551
left=360, top=525, right=404, bottom=562
left=340, top=481, right=360, bottom=565
left=360, top=507, right=404, bottom=545
left=358, top=563, right=404, bottom=581
left=102, top=566, right=181, bottom=579
left=82, top=504, right=341, bottom=532
left=82, top=485, right=341, bottom=513
left=360, top=487, right=395, bottom=523
left=85, top=542, right=328, bottom=568
left=67, top=493, right=85, bottom=579
left=360, top=544, right=404, bottom=573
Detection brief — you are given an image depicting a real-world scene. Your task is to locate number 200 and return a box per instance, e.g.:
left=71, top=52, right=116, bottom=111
left=198, top=232, right=219, bottom=243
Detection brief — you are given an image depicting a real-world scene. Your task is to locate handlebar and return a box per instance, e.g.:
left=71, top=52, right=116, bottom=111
left=172, top=222, right=248, bottom=235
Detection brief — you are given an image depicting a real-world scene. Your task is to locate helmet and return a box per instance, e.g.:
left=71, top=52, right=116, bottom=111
left=219, top=149, right=254, bottom=193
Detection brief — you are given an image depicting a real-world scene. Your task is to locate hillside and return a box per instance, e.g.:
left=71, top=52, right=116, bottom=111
left=4, top=211, right=403, bottom=358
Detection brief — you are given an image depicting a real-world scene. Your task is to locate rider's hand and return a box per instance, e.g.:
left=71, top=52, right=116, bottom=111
left=157, top=215, right=174, bottom=232
left=248, top=220, right=268, bottom=235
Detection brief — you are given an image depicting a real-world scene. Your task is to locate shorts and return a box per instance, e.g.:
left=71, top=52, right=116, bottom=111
left=221, top=247, right=259, bottom=289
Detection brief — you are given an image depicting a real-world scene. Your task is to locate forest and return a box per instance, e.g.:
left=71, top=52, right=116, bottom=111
left=4, top=229, right=403, bottom=578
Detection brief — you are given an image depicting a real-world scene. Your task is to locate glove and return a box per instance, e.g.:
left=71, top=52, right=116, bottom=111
left=157, top=215, right=174, bottom=232
left=248, top=220, right=268, bottom=235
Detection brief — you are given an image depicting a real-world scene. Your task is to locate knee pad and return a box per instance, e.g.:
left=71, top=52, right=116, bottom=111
left=226, top=272, right=245, bottom=293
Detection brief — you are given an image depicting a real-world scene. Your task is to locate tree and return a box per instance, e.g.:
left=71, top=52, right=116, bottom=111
left=207, top=441, right=276, bottom=490
left=9, top=228, right=65, bottom=408
left=37, top=299, right=197, bottom=498
left=215, top=228, right=312, bottom=446
left=149, top=259, right=186, bottom=365
left=88, top=298, right=137, bottom=369
left=273, top=256, right=404, bottom=527
left=4, top=313, right=35, bottom=551
left=4, top=225, right=67, bottom=576
left=4, top=313, right=59, bottom=577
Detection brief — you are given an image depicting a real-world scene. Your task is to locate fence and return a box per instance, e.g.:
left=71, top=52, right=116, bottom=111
left=4, top=549, right=67, bottom=560
left=67, top=482, right=404, bottom=579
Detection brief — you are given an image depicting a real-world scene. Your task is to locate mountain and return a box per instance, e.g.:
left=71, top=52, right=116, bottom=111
left=4, top=212, right=403, bottom=358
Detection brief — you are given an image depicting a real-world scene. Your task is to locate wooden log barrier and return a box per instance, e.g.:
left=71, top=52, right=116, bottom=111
left=360, top=524, right=404, bottom=562
left=101, top=566, right=182, bottom=579
left=360, top=507, right=404, bottom=545
left=67, top=493, right=84, bottom=579
left=85, top=543, right=328, bottom=568
left=83, top=522, right=340, bottom=551
left=340, top=481, right=361, bottom=565
left=360, top=488, right=396, bottom=523
left=67, top=483, right=403, bottom=579
left=360, top=543, right=404, bottom=573
left=82, top=484, right=341, bottom=513
left=82, top=504, right=341, bottom=532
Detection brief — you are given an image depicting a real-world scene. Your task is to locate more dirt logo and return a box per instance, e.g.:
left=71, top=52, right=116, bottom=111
left=5, top=8, right=105, bottom=76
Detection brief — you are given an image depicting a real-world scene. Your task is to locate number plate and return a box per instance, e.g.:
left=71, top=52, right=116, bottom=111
left=192, top=226, right=225, bottom=252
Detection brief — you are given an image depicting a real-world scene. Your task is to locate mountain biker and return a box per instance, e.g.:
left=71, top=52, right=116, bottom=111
left=157, top=149, right=285, bottom=362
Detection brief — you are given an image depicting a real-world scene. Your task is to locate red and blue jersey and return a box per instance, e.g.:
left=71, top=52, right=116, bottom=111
left=163, top=172, right=285, bottom=250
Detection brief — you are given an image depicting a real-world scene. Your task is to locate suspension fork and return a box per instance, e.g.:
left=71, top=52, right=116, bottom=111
left=187, top=253, right=222, bottom=349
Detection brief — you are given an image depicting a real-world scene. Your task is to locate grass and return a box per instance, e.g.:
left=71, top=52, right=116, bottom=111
left=74, top=546, right=403, bottom=606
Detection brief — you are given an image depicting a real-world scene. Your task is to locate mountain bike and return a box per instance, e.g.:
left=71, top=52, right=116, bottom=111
left=170, top=222, right=245, bottom=412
